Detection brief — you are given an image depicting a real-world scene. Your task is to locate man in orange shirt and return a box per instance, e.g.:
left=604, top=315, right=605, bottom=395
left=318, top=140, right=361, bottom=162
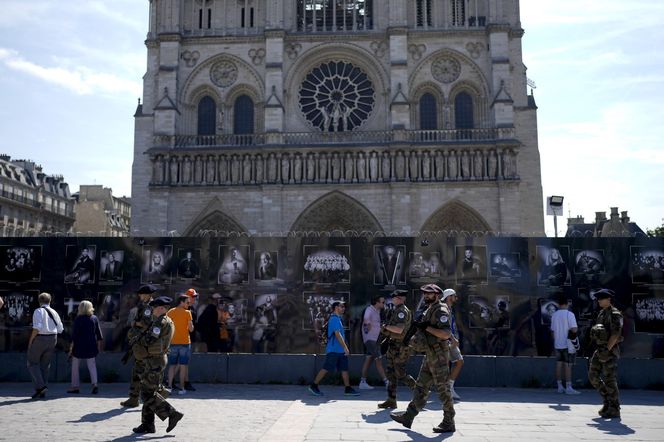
left=166, top=294, right=194, bottom=395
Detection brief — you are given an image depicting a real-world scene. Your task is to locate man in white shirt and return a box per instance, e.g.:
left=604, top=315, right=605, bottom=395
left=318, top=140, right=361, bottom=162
left=27, top=292, right=64, bottom=399
left=359, top=295, right=388, bottom=389
left=550, top=295, right=580, bottom=395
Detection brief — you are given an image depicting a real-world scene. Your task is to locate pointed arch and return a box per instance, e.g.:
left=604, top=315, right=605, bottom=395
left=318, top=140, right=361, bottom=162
left=182, top=197, right=247, bottom=236
left=290, top=191, right=383, bottom=233
left=420, top=200, right=492, bottom=234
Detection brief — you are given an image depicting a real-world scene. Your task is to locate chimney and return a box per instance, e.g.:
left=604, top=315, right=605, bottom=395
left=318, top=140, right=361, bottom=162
left=595, top=211, right=607, bottom=223
left=621, top=211, right=630, bottom=224
left=567, top=215, right=585, bottom=226
left=610, top=207, right=619, bottom=219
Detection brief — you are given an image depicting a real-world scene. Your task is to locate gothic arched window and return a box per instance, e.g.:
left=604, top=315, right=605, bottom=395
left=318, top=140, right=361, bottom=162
left=454, top=92, right=474, bottom=129
left=419, top=93, right=437, bottom=130
left=197, top=96, right=216, bottom=135
left=233, top=95, right=254, bottom=134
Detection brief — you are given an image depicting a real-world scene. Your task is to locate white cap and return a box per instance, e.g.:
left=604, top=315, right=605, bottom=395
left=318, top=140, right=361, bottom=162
left=442, top=289, right=457, bottom=301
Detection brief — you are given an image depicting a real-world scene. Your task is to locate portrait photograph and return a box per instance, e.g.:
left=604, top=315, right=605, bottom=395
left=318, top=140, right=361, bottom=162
left=573, top=249, right=605, bottom=275
left=0, top=290, right=39, bottom=327
left=250, top=293, right=280, bottom=353
left=455, top=245, right=487, bottom=283
left=374, top=244, right=406, bottom=285
left=218, top=245, right=250, bottom=285
left=254, top=250, right=278, bottom=281
left=303, top=245, right=351, bottom=284
left=99, top=250, right=124, bottom=283
left=408, top=252, right=442, bottom=279
left=64, top=245, right=96, bottom=284
left=141, top=245, right=173, bottom=284
left=469, top=295, right=510, bottom=329
left=536, top=245, right=571, bottom=287
left=630, top=246, right=664, bottom=285
left=0, top=245, right=42, bottom=283
left=576, top=288, right=599, bottom=320
left=633, top=294, right=664, bottom=334
left=489, top=253, right=522, bottom=280
left=302, top=292, right=350, bottom=331
left=177, top=248, right=201, bottom=280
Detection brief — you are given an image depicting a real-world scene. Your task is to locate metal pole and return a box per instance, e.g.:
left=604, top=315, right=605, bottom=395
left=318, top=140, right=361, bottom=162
left=554, top=214, right=558, bottom=238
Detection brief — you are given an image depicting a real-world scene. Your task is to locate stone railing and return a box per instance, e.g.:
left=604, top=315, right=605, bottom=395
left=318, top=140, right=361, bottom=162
left=149, top=145, right=519, bottom=187
left=153, top=128, right=514, bottom=149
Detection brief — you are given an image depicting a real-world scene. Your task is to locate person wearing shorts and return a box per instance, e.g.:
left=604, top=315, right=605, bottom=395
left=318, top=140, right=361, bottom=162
left=308, top=301, right=359, bottom=397
left=550, top=294, right=580, bottom=395
left=443, top=289, right=464, bottom=400
left=359, top=296, right=388, bottom=389
left=167, top=295, right=194, bottom=395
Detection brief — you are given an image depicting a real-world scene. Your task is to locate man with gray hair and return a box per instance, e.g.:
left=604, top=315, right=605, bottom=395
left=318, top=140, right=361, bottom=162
left=27, top=292, right=64, bottom=399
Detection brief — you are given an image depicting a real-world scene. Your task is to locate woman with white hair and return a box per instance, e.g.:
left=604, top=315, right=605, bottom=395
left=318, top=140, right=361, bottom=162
left=68, top=300, right=103, bottom=394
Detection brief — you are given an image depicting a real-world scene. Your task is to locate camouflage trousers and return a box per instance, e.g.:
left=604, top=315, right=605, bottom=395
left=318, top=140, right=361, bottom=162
left=127, top=359, right=145, bottom=400
left=385, top=344, right=416, bottom=400
left=138, top=355, right=177, bottom=424
left=407, top=349, right=455, bottom=425
left=588, top=349, right=620, bottom=407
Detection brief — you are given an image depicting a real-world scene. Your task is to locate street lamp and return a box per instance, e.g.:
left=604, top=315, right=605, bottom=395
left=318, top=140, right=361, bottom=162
left=547, top=196, right=564, bottom=237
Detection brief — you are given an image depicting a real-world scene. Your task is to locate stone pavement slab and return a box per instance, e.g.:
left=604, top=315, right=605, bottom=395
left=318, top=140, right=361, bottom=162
left=0, top=383, right=662, bottom=441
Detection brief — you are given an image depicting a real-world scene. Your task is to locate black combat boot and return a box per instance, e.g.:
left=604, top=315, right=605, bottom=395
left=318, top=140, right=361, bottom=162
left=166, top=411, right=184, bottom=432
left=598, top=398, right=609, bottom=416
left=132, top=423, right=156, bottom=434
left=390, top=407, right=417, bottom=429
left=121, top=397, right=140, bottom=408
left=433, top=420, right=456, bottom=433
left=377, top=398, right=397, bottom=409
left=601, top=401, right=621, bottom=419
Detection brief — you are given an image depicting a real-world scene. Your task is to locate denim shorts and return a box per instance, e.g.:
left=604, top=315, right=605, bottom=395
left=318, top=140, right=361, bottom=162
left=449, top=346, right=463, bottom=363
left=323, top=352, right=349, bottom=372
left=168, top=344, right=191, bottom=365
left=555, top=348, right=576, bottom=365
left=364, top=340, right=382, bottom=358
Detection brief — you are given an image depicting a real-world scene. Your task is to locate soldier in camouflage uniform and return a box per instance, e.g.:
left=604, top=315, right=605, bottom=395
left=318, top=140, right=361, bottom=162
left=588, top=288, right=623, bottom=419
left=132, top=296, right=184, bottom=434
left=378, top=290, right=416, bottom=409
left=391, top=284, right=456, bottom=433
left=121, top=285, right=157, bottom=407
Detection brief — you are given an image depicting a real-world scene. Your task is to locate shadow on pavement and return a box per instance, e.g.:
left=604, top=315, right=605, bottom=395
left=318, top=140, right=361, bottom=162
left=361, top=409, right=393, bottom=424
left=68, top=407, right=138, bottom=423
left=388, top=428, right=452, bottom=441
left=109, top=435, right=176, bottom=441
left=587, top=417, right=635, bottom=435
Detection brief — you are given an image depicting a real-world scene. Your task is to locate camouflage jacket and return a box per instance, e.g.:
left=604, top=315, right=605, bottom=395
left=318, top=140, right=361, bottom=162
left=422, top=299, right=452, bottom=351
left=133, top=314, right=175, bottom=360
left=594, top=306, right=623, bottom=351
left=383, top=304, right=412, bottom=344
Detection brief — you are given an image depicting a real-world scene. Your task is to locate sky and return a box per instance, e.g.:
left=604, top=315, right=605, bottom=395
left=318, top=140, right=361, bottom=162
left=0, top=0, right=662, bottom=236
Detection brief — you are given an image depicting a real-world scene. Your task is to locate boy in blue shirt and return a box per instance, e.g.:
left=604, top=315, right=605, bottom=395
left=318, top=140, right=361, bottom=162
left=309, top=301, right=360, bottom=396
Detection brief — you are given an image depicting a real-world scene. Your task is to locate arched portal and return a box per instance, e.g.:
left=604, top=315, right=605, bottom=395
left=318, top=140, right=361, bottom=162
left=290, top=191, right=383, bottom=233
left=420, top=200, right=492, bottom=234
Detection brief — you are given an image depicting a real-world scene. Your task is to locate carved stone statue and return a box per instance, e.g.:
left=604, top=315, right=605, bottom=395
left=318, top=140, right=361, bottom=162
left=434, top=151, right=445, bottom=181
left=243, top=154, right=252, bottom=184
left=169, top=157, right=179, bottom=184
left=306, top=152, right=316, bottom=182
left=230, top=154, right=240, bottom=184
left=331, top=152, right=341, bottom=182
left=153, top=156, right=163, bottom=184
left=461, top=151, right=470, bottom=179
left=343, top=152, right=354, bottom=182
left=281, top=153, right=291, bottom=183
left=194, top=156, right=204, bottom=183
left=267, top=153, right=278, bottom=183
left=381, top=151, right=391, bottom=182
left=473, top=150, right=483, bottom=180
left=408, top=151, right=419, bottom=181
left=182, top=156, right=192, bottom=184
left=255, top=154, right=264, bottom=183
left=206, top=155, right=216, bottom=184
left=395, top=151, right=406, bottom=181
left=448, top=150, right=458, bottom=180
left=421, top=151, right=431, bottom=181
left=487, top=149, right=497, bottom=179
left=357, top=152, right=367, bottom=182
left=318, top=153, right=328, bottom=182
left=218, top=155, right=228, bottom=183
left=293, top=153, right=303, bottom=183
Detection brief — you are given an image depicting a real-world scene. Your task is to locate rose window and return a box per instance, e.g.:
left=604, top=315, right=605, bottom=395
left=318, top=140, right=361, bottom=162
left=299, top=61, right=375, bottom=132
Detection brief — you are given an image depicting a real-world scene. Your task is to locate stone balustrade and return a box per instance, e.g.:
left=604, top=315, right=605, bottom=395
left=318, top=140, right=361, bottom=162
left=148, top=145, right=519, bottom=187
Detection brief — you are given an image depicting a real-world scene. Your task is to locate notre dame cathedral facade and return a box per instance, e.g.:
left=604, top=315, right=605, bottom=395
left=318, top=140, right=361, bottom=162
left=131, top=0, right=544, bottom=236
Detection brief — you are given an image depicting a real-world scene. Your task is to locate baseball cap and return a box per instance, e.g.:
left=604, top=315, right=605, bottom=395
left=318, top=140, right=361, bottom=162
left=420, top=283, right=443, bottom=295
left=149, top=296, right=173, bottom=307
left=594, top=289, right=615, bottom=300
left=137, top=284, right=158, bottom=295
left=331, top=300, right=346, bottom=309
left=185, top=288, right=199, bottom=298
left=442, top=288, right=457, bottom=301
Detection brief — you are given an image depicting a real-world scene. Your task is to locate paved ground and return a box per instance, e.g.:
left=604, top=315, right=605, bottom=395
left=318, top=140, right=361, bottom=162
left=0, top=383, right=662, bottom=441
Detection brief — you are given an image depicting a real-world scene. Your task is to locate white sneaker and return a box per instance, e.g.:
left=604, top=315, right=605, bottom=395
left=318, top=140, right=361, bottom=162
left=358, top=380, right=374, bottom=390
left=565, top=387, right=581, bottom=395
left=178, top=389, right=187, bottom=395
left=557, top=385, right=565, bottom=394
left=451, top=387, right=461, bottom=400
